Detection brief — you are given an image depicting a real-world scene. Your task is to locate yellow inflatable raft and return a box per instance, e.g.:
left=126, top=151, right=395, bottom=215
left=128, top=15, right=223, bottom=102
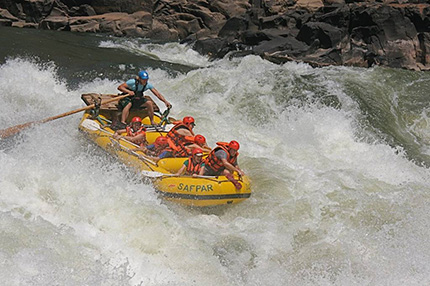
left=78, top=93, right=251, bottom=207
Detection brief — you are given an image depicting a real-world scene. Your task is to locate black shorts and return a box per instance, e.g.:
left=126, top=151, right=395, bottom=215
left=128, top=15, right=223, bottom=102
left=119, top=96, right=148, bottom=109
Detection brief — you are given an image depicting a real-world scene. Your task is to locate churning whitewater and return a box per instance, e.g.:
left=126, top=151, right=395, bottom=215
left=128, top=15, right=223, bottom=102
left=1, top=28, right=430, bottom=285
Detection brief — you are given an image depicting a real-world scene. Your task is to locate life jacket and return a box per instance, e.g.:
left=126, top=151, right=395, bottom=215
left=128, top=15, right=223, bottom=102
left=133, top=78, right=147, bottom=98
left=126, top=126, right=146, bottom=137
left=166, top=122, right=194, bottom=157
left=185, top=156, right=202, bottom=175
left=125, top=126, right=146, bottom=146
left=204, top=142, right=238, bottom=173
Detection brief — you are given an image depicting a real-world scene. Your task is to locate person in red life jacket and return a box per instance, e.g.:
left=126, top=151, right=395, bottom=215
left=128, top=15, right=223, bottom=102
left=113, top=116, right=147, bottom=145
left=132, top=136, right=171, bottom=162
left=117, top=70, right=172, bottom=125
left=166, top=116, right=196, bottom=157
left=175, top=148, right=204, bottom=176
left=185, top=134, right=212, bottom=153
left=199, top=140, right=245, bottom=177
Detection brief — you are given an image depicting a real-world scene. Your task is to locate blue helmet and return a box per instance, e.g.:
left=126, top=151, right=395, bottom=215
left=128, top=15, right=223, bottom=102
left=138, top=70, right=149, bottom=79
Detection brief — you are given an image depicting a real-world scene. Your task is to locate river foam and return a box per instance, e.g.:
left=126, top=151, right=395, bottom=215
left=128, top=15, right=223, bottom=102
left=1, top=38, right=430, bottom=285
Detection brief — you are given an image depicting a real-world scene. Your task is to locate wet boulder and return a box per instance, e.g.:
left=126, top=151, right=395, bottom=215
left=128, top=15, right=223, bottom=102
left=0, top=8, right=18, bottom=26
left=297, top=21, right=343, bottom=49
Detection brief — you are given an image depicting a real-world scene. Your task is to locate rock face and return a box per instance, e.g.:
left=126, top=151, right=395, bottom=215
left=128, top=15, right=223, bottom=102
left=1, top=0, right=430, bottom=70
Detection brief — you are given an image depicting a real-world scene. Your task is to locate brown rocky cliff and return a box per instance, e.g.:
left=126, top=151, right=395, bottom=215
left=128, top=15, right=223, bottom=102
left=1, top=0, right=430, bottom=70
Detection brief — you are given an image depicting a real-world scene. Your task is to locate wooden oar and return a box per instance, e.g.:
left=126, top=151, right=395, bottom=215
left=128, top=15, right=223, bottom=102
left=0, top=94, right=131, bottom=139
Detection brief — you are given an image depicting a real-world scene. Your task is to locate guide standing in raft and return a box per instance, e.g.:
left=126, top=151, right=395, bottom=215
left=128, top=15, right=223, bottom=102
left=117, top=70, right=172, bottom=125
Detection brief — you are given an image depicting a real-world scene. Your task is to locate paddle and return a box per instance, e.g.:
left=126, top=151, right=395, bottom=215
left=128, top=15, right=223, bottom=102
left=141, top=170, right=214, bottom=179
left=109, top=138, right=158, bottom=169
left=144, top=124, right=172, bottom=133
left=0, top=94, right=131, bottom=139
left=80, top=119, right=158, bottom=168
left=141, top=170, right=223, bottom=184
left=141, top=170, right=242, bottom=188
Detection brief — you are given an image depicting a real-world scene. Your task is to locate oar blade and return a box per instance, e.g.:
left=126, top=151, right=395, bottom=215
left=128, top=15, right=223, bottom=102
left=0, top=121, right=35, bottom=139
left=141, top=170, right=169, bottom=178
left=80, top=119, right=102, bottom=131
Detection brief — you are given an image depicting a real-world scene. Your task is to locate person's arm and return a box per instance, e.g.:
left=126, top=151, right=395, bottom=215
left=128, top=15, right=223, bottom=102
left=113, top=128, right=126, bottom=139
left=120, top=133, right=146, bottom=145
left=176, top=128, right=194, bottom=137
left=234, top=165, right=245, bottom=176
left=221, top=159, right=242, bottom=174
left=118, top=82, right=135, bottom=96
left=214, top=149, right=244, bottom=176
left=187, top=143, right=211, bottom=153
left=150, top=87, right=172, bottom=108
left=198, top=163, right=206, bottom=176
left=175, top=163, right=187, bottom=176
left=131, top=133, right=147, bottom=145
left=139, top=144, right=157, bottom=155
left=231, top=157, right=244, bottom=175
left=130, top=145, right=147, bottom=152
left=200, top=143, right=212, bottom=153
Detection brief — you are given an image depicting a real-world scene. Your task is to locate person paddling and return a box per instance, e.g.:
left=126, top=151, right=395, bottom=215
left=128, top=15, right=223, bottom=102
left=117, top=70, right=172, bottom=125
left=200, top=140, right=244, bottom=189
left=185, top=134, right=212, bottom=153
left=175, top=148, right=204, bottom=176
left=113, top=116, right=147, bottom=145
left=133, top=135, right=172, bottom=162
left=166, top=116, right=196, bottom=157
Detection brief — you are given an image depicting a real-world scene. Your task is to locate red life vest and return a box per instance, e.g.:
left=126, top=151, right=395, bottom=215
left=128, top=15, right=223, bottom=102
left=185, top=157, right=202, bottom=175
left=126, top=126, right=146, bottom=145
left=204, top=142, right=238, bottom=173
left=166, top=122, right=194, bottom=157
left=126, top=126, right=146, bottom=137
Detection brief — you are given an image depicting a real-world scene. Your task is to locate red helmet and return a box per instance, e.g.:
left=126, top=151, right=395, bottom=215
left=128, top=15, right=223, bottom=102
left=228, top=140, right=240, bottom=150
left=183, top=116, right=195, bottom=126
left=155, top=136, right=168, bottom=146
left=192, top=148, right=203, bottom=156
left=194, top=134, right=206, bottom=145
left=131, top=116, right=142, bottom=123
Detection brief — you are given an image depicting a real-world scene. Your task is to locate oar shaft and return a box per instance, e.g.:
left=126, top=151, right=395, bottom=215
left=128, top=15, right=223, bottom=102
left=39, top=105, right=96, bottom=124
left=116, top=141, right=157, bottom=167
left=141, top=170, right=236, bottom=184
left=0, top=94, right=130, bottom=139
